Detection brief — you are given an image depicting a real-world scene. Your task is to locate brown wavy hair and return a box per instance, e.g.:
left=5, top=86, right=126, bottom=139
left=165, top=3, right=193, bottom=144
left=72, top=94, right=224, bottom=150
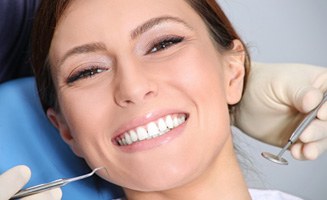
left=31, top=0, right=250, bottom=117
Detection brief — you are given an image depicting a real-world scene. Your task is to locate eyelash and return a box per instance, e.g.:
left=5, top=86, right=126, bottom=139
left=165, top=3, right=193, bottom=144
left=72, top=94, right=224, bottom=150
left=147, top=36, right=184, bottom=54
left=66, top=36, right=184, bottom=84
left=67, top=66, right=109, bottom=84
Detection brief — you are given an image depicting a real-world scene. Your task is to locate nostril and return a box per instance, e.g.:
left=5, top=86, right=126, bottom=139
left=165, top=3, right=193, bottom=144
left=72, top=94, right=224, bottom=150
left=114, top=78, right=158, bottom=107
left=144, top=90, right=157, bottom=99
left=125, top=100, right=133, bottom=104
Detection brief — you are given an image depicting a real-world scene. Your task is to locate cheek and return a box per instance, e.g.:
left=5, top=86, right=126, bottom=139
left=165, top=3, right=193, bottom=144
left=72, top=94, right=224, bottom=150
left=178, top=48, right=231, bottom=139
left=164, top=47, right=232, bottom=153
left=167, top=47, right=228, bottom=108
left=57, top=86, right=115, bottom=148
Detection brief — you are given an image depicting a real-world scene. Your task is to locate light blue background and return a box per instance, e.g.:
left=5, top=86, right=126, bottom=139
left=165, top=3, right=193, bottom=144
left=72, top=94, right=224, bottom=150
left=218, top=1, right=327, bottom=199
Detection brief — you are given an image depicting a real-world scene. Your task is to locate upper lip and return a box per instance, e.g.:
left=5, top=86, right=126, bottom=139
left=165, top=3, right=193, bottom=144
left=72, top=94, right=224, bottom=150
left=112, top=109, right=188, bottom=140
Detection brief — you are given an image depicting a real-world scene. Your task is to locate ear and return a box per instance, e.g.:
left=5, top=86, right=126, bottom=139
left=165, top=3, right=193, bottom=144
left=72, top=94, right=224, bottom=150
left=47, top=108, right=84, bottom=157
left=224, top=39, right=246, bottom=105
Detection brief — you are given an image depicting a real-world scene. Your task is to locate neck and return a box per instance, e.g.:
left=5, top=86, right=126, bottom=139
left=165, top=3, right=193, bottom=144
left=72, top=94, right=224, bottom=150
left=123, top=135, right=251, bottom=200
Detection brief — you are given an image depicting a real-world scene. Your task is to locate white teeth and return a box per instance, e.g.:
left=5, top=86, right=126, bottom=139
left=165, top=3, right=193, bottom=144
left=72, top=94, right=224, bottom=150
left=158, top=118, right=168, bottom=134
left=136, top=127, right=148, bottom=141
left=124, top=133, right=132, bottom=145
left=122, top=137, right=127, bottom=145
left=116, top=114, right=187, bottom=146
left=129, top=130, right=138, bottom=142
left=147, top=122, right=160, bottom=138
left=173, top=116, right=179, bottom=127
left=179, top=115, right=186, bottom=124
left=165, top=115, right=174, bottom=129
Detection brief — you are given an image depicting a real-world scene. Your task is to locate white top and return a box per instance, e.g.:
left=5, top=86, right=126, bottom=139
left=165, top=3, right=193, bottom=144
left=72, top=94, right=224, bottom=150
left=113, top=188, right=303, bottom=200
left=249, top=189, right=303, bottom=200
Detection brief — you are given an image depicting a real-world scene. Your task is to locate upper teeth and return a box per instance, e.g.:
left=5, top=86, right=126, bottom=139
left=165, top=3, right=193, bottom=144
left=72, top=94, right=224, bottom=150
left=116, top=114, right=186, bottom=146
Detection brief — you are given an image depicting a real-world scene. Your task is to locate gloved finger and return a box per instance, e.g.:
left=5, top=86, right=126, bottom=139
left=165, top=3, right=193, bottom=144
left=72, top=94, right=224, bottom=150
left=301, top=138, right=327, bottom=160
left=291, top=138, right=327, bottom=160
left=293, top=87, right=323, bottom=113
left=299, top=119, right=327, bottom=143
left=22, top=188, right=62, bottom=200
left=0, top=165, right=31, bottom=200
left=317, top=100, right=327, bottom=120
left=290, top=142, right=307, bottom=160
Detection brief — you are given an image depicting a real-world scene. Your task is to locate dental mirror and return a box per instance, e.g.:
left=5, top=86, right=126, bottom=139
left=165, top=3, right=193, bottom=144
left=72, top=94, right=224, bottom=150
left=262, top=91, right=327, bottom=165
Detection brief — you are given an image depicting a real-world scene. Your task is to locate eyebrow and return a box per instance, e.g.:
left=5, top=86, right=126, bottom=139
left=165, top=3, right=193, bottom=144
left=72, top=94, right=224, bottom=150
left=57, top=42, right=107, bottom=67
left=58, top=16, right=191, bottom=67
left=130, top=16, right=193, bottom=39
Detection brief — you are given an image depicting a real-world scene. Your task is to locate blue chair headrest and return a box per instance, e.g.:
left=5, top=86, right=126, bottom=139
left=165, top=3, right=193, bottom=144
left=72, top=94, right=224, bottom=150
left=0, top=77, right=123, bottom=199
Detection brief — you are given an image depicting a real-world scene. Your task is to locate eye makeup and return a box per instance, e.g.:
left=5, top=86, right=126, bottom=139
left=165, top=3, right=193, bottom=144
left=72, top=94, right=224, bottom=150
left=65, top=35, right=186, bottom=84
left=66, top=63, right=111, bottom=84
left=146, top=35, right=185, bottom=54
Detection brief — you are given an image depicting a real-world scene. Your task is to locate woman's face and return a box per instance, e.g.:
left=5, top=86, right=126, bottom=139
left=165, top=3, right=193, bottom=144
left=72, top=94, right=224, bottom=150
left=48, top=0, right=244, bottom=191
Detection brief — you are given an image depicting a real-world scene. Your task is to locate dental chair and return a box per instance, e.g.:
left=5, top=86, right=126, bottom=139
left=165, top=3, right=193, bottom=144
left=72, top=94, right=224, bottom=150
left=0, top=77, right=124, bottom=199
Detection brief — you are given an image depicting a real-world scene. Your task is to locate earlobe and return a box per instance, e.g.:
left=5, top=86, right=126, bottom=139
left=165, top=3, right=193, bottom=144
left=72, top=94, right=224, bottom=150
left=46, top=108, right=83, bottom=157
left=47, top=108, right=73, bottom=141
left=225, top=39, right=246, bottom=105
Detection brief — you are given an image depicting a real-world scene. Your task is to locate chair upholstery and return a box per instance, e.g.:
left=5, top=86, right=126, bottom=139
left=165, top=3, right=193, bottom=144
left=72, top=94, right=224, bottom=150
left=0, top=77, right=123, bottom=199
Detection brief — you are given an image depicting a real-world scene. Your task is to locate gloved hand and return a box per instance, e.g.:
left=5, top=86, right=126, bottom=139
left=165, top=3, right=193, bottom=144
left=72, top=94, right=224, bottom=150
left=0, top=165, right=62, bottom=200
left=235, top=62, right=327, bottom=160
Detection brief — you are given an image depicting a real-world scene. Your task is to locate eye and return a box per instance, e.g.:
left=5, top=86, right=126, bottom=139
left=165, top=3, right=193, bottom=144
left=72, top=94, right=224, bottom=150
left=67, top=65, right=109, bottom=84
left=147, top=36, right=184, bottom=54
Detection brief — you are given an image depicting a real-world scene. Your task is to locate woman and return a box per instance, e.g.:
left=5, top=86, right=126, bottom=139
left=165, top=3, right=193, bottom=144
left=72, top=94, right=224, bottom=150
left=2, top=0, right=326, bottom=199
left=40, top=0, right=251, bottom=198
left=28, top=0, right=305, bottom=199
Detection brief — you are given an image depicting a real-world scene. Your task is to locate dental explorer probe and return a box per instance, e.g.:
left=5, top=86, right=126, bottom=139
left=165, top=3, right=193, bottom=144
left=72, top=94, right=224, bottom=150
left=262, top=91, right=327, bottom=165
left=11, top=167, right=107, bottom=199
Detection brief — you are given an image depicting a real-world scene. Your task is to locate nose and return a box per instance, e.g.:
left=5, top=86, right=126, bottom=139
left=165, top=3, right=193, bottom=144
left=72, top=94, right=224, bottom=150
left=114, top=60, right=158, bottom=107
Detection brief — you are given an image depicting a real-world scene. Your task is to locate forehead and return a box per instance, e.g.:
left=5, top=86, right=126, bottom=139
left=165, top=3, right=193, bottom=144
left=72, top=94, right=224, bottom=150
left=50, top=0, right=204, bottom=50
left=53, top=0, right=201, bottom=39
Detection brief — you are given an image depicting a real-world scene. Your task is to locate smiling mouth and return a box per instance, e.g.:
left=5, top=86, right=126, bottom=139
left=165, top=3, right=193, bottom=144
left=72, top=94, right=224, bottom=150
left=114, top=114, right=188, bottom=146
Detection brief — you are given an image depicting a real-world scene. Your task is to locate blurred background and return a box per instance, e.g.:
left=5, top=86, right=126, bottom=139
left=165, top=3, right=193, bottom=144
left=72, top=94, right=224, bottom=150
left=217, top=0, right=327, bottom=199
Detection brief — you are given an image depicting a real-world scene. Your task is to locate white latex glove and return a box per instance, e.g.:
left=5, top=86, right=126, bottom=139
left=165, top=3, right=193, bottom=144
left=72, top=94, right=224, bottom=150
left=235, top=62, right=327, bottom=160
left=0, top=165, right=62, bottom=200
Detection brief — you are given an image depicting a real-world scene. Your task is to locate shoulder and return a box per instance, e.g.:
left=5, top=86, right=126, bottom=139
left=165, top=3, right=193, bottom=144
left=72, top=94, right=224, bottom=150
left=249, top=188, right=303, bottom=200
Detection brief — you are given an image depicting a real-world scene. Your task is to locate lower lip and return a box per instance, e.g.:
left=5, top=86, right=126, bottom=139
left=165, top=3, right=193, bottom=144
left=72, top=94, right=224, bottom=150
left=115, top=119, right=188, bottom=153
